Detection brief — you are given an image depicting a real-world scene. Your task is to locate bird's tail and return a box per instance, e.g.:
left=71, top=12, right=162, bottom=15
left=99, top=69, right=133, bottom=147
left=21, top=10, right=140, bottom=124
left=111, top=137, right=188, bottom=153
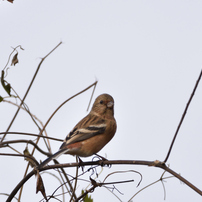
left=38, top=148, right=68, bottom=169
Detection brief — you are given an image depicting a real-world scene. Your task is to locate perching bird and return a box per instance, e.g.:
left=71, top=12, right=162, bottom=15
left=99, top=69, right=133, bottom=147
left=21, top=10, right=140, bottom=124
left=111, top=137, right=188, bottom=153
left=38, top=93, right=117, bottom=169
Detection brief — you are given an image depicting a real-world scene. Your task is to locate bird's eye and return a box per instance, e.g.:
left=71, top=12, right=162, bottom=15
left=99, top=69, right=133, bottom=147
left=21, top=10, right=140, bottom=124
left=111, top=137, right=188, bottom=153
left=100, top=100, right=104, bottom=104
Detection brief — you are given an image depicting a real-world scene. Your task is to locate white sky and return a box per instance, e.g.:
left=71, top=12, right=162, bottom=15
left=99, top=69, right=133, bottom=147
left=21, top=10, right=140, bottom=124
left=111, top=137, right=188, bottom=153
left=0, top=1, right=202, bottom=202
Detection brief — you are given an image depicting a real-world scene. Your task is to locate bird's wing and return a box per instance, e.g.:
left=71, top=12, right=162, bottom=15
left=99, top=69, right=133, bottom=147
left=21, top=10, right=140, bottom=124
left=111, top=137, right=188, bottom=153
left=60, top=114, right=106, bottom=149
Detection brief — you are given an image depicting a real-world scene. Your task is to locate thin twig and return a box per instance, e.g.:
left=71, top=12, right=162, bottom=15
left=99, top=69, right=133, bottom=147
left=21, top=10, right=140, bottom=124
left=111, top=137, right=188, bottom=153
left=40, top=80, right=98, bottom=137
left=16, top=42, right=62, bottom=202
left=7, top=145, right=22, bottom=154
left=76, top=179, right=134, bottom=202
left=1, top=42, right=62, bottom=143
left=69, top=157, right=79, bottom=202
left=0, top=132, right=63, bottom=142
left=3, top=99, right=49, bottom=138
left=0, top=139, right=50, bottom=156
left=164, top=69, right=202, bottom=163
left=3, top=45, right=23, bottom=71
left=41, top=171, right=65, bottom=202
left=18, top=81, right=97, bottom=201
left=3, top=99, right=51, bottom=152
left=53, top=159, right=77, bottom=200
left=0, top=153, right=39, bottom=166
left=24, top=81, right=98, bottom=201
left=103, top=170, right=142, bottom=187
left=128, top=171, right=171, bottom=201
left=5, top=88, right=51, bottom=152
left=0, top=193, right=18, bottom=201
left=86, top=80, right=97, bottom=111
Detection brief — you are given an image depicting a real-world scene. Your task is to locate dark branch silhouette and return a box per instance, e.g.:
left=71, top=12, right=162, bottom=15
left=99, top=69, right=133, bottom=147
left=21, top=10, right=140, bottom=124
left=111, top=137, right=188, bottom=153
left=164, top=69, right=202, bottom=163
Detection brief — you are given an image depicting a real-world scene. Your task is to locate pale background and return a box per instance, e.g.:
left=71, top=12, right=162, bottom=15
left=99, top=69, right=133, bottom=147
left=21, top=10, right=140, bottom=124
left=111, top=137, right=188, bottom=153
left=0, top=1, right=202, bottom=202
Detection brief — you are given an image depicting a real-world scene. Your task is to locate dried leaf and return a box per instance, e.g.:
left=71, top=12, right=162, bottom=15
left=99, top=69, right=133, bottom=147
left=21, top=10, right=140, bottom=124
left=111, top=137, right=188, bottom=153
left=36, top=171, right=47, bottom=200
left=0, top=96, right=3, bottom=102
left=1, top=70, right=11, bottom=96
left=11, top=52, right=18, bottom=66
left=7, top=0, right=14, bottom=3
left=23, top=147, right=38, bottom=167
left=4, top=83, right=11, bottom=95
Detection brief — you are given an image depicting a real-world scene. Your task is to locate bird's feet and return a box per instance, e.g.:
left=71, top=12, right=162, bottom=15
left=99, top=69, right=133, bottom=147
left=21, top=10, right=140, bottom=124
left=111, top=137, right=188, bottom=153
left=94, top=154, right=111, bottom=167
left=77, top=156, right=85, bottom=171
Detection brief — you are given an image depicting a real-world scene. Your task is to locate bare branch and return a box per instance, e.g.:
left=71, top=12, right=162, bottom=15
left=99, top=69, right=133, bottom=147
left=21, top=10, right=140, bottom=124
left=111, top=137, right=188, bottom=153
left=40, top=80, right=98, bottom=136
left=4, top=91, right=51, bottom=151
left=0, top=132, right=63, bottom=142
left=86, top=80, right=97, bottom=111
left=164, top=69, right=202, bottom=163
left=3, top=99, right=49, bottom=138
left=1, top=42, right=62, bottom=143
left=0, top=139, right=50, bottom=156
left=0, top=153, right=39, bottom=166
left=6, top=159, right=202, bottom=202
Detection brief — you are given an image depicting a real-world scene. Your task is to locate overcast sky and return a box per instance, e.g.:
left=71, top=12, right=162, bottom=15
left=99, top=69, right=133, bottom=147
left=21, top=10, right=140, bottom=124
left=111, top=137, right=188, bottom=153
left=1, top=1, right=202, bottom=202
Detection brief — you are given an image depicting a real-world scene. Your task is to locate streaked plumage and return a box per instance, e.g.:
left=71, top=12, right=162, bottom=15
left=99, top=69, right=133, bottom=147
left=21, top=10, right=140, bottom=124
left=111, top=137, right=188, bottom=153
left=38, top=93, right=116, bottom=168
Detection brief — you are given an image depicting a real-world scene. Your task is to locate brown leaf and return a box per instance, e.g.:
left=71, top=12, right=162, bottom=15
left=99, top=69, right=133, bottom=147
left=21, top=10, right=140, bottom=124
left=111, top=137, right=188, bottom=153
left=7, top=0, right=14, bottom=3
left=36, top=171, right=47, bottom=200
left=11, top=52, right=18, bottom=66
left=1, top=70, right=11, bottom=96
left=23, top=147, right=38, bottom=167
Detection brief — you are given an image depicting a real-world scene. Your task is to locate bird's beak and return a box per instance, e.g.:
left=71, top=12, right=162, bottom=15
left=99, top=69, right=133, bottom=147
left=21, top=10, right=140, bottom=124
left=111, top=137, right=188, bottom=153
left=107, top=101, right=114, bottom=108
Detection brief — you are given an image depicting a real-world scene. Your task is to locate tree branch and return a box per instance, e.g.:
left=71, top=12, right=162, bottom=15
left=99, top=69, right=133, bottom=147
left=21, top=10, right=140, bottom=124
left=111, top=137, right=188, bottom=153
left=164, top=69, right=202, bottom=163
left=6, top=159, right=202, bottom=202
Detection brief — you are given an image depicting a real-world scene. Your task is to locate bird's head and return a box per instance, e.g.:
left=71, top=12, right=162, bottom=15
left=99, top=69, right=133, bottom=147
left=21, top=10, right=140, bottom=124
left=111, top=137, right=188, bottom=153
left=91, top=94, right=115, bottom=117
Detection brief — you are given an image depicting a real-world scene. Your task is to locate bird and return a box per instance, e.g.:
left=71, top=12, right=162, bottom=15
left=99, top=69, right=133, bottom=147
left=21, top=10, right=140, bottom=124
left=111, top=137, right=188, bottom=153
left=38, top=93, right=117, bottom=169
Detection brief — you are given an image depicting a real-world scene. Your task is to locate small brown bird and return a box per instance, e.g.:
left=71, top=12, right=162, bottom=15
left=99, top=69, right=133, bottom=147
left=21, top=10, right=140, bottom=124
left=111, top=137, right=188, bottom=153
left=39, top=93, right=117, bottom=168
